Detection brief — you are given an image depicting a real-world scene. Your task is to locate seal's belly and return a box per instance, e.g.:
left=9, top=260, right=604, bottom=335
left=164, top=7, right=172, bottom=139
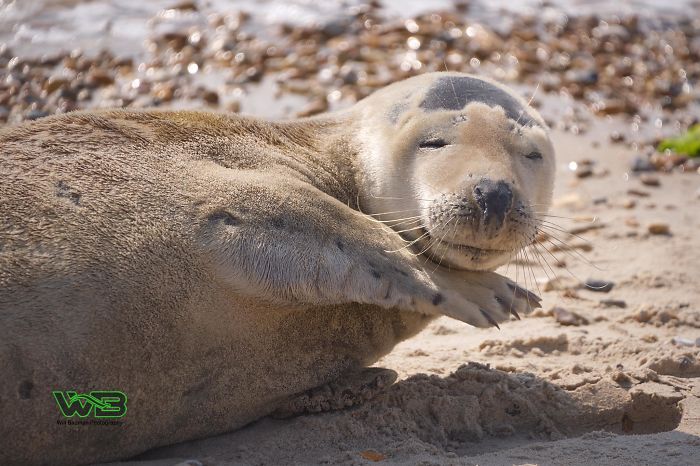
left=174, top=293, right=433, bottom=430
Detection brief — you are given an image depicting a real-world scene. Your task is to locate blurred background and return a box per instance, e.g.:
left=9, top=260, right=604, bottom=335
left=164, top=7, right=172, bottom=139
left=1, top=0, right=699, bottom=171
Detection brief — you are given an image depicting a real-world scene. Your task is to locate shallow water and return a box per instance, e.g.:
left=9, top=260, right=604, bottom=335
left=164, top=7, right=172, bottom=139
left=0, top=0, right=696, bottom=57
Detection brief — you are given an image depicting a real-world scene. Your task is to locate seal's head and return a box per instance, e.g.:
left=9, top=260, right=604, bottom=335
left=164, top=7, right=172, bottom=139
left=356, top=72, right=555, bottom=271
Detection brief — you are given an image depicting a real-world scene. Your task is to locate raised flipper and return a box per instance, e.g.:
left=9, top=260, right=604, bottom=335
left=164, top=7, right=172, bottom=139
left=196, top=174, right=538, bottom=328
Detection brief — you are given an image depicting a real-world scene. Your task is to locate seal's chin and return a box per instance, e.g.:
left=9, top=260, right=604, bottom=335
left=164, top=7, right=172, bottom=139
left=398, top=224, right=525, bottom=270
left=412, top=230, right=517, bottom=271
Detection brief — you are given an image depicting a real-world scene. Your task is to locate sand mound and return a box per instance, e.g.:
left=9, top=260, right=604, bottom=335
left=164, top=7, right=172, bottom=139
left=131, top=362, right=686, bottom=465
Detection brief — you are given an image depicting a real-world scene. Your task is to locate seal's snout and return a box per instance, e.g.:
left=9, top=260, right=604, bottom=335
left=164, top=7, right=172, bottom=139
left=473, top=179, right=513, bottom=233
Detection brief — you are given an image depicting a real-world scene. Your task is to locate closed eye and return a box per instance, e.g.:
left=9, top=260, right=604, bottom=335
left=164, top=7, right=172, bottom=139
left=419, top=138, right=449, bottom=149
left=526, top=151, right=542, bottom=160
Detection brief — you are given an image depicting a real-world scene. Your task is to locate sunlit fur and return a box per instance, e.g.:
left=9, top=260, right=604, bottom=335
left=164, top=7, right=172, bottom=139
left=0, top=72, right=547, bottom=465
left=355, top=72, right=555, bottom=271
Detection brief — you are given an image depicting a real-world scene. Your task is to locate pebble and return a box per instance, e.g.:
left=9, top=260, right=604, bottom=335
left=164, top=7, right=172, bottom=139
left=671, top=337, right=700, bottom=347
left=609, top=131, right=625, bottom=143
left=600, top=299, right=627, bottom=308
left=584, top=279, right=614, bottom=292
left=542, top=276, right=581, bottom=292
left=624, top=217, right=639, bottom=227
left=227, top=100, right=241, bottom=113
left=553, top=307, right=589, bottom=326
left=575, top=165, right=593, bottom=178
left=202, top=90, right=220, bottom=106
left=25, top=109, right=49, bottom=120
left=647, top=223, right=671, bottom=235
left=569, top=221, right=605, bottom=235
left=631, top=156, right=655, bottom=172
left=611, top=370, right=632, bottom=385
left=639, top=174, right=660, bottom=187
left=296, top=98, right=328, bottom=117
left=627, top=188, right=650, bottom=197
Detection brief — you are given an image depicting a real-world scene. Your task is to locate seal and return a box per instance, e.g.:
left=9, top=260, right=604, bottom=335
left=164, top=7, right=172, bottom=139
left=0, top=72, right=553, bottom=465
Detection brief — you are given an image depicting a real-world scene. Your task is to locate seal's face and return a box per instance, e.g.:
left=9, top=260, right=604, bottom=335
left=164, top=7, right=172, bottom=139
left=358, top=73, right=555, bottom=271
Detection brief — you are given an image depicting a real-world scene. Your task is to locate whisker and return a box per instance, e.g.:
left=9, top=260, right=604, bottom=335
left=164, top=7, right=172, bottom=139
left=522, top=247, right=542, bottom=300
left=372, top=217, right=423, bottom=229
left=385, top=226, right=435, bottom=254
left=394, top=223, right=429, bottom=234
left=544, top=237, right=602, bottom=279
left=363, top=209, right=424, bottom=218
left=368, top=189, right=434, bottom=202
left=367, top=215, right=422, bottom=225
left=533, top=213, right=595, bottom=221
left=538, top=236, right=591, bottom=284
left=441, top=212, right=461, bottom=266
left=537, top=220, right=595, bottom=246
left=418, top=215, right=455, bottom=258
left=528, top=240, right=557, bottom=284
left=526, top=81, right=541, bottom=107
left=431, top=215, right=459, bottom=271
left=538, top=229, right=602, bottom=271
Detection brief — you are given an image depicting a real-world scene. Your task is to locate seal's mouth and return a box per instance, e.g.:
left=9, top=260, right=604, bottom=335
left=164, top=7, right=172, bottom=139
left=412, top=228, right=512, bottom=259
left=438, top=237, right=511, bottom=256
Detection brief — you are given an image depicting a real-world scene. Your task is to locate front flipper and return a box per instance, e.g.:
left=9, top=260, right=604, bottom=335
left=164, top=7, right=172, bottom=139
left=196, top=177, right=537, bottom=327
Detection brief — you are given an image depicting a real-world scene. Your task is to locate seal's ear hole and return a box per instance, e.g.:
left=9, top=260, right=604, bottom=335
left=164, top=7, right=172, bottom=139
left=419, top=138, right=449, bottom=150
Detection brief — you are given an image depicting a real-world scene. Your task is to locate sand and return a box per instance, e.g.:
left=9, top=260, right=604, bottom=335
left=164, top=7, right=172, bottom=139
left=99, top=113, right=700, bottom=465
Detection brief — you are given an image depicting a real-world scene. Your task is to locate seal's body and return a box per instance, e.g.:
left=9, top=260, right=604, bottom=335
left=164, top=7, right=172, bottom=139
left=0, top=73, right=553, bottom=465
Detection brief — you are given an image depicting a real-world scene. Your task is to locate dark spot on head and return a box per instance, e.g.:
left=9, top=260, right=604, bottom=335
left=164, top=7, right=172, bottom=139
left=18, top=380, right=33, bottom=399
left=420, top=76, right=540, bottom=127
left=56, top=180, right=81, bottom=206
left=371, top=269, right=381, bottom=279
left=432, top=293, right=444, bottom=306
left=336, top=239, right=345, bottom=251
left=388, top=101, right=410, bottom=125
left=209, top=210, right=240, bottom=226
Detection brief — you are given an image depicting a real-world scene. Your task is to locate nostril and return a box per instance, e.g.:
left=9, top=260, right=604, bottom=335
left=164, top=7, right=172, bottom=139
left=473, top=179, right=514, bottom=228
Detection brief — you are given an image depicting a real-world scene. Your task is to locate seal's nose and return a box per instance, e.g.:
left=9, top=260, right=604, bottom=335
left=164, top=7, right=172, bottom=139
left=473, top=179, right=514, bottom=232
